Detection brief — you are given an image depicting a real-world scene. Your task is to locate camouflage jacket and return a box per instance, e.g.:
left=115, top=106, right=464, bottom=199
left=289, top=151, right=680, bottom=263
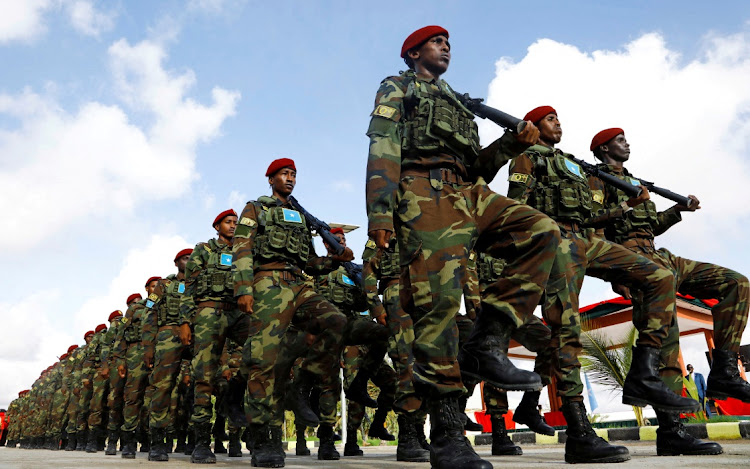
left=143, top=273, right=185, bottom=348
left=113, top=299, right=148, bottom=361
left=179, top=238, right=235, bottom=325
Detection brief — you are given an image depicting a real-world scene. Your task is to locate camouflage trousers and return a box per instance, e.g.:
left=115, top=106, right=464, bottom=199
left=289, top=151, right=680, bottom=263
left=47, top=389, right=68, bottom=436
left=344, top=346, right=397, bottom=438
left=546, top=227, right=675, bottom=399
left=396, top=175, right=560, bottom=397
left=381, top=280, right=422, bottom=414
left=149, top=326, right=188, bottom=430
left=87, top=368, right=110, bottom=431
left=244, top=272, right=346, bottom=426
left=64, top=388, right=80, bottom=434
left=106, top=362, right=126, bottom=432
left=121, top=342, right=150, bottom=432
left=191, top=303, right=250, bottom=425
left=626, top=242, right=750, bottom=393
left=76, top=371, right=95, bottom=432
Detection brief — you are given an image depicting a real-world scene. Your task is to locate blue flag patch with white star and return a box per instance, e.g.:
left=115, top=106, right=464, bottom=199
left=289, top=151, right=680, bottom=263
left=282, top=209, right=303, bottom=224
left=178, top=283, right=185, bottom=294
left=220, top=253, right=232, bottom=266
left=146, top=300, right=155, bottom=308
left=564, top=158, right=584, bottom=178
left=342, top=275, right=355, bottom=286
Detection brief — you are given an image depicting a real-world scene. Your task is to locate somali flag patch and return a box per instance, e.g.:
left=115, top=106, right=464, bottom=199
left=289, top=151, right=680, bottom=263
left=342, top=275, right=355, bottom=286
left=146, top=300, right=155, bottom=308
left=629, top=177, right=641, bottom=186
left=178, top=282, right=185, bottom=294
left=564, top=158, right=584, bottom=178
left=282, top=208, right=303, bottom=224
left=220, top=253, right=232, bottom=266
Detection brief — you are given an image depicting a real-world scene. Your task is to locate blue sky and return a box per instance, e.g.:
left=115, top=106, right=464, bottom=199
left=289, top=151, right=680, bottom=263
left=1, top=1, right=750, bottom=414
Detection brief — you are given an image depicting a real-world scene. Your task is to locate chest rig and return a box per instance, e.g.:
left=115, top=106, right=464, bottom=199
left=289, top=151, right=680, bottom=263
left=123, top=302, right=146, bottom=343
left=253, top=197, right=312, bottom=268
left=156, top=275, right=185, bottom=326
left=401, top=72, right=480, bottom=164
left=195, top=240, right=234, bottom=299
left=318, top=267, right=368, bottom=314
left=528, top=147, right=593, bottom=223
left=477, top=253, right=506, bottom=284
left=600, top=167, right=659, bottom=243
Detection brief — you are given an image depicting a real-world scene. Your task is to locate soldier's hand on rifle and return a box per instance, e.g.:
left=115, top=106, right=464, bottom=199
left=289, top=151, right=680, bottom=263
left=626, top=185, right=650, bottom=207
left=515, top=121, right=540, bottom=146
left=118, top=364, right=127, bottom=378
left=676, top=194, right=701, bottom=212
left=612, top=283, right=632, bottom=300
left=332, top=247, right=355, bottom=262
left=238, top=295, right=255, bottom=314
left=101, top=367, right=110, bottom=379
left=182, top=374, right=191, bottom=385
left=179, top=323, right=192, bottom=345
left=222, top=369, right=233, bottom=381
left=370, top=230, right=394, bottom=249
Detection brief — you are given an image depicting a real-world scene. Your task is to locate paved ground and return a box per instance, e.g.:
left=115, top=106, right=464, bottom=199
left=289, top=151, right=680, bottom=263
left=2, top=440, right=750, bottom=468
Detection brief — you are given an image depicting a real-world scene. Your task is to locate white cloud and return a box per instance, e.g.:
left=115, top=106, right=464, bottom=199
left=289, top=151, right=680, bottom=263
left=481, top=31, right=750, bottom=262
left=0, top=38, right=240, bottom=251
left=227, top=190, right=248, bottom=208
left=0, top=0, right=115, bottom=43
left=66, top=0, right=116, bottom=37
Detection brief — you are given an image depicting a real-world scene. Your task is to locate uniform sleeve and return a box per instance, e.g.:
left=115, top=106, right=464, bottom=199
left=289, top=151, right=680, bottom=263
left=583, top=174, right=627, bottom=234
left=362, top=246, right=386, bottom=319
left=112, top=306, right=135, bottom=361
left=142, top=280, right=167, bottom=348
left=233, top=203, right=260, bottom=298
left=365, top=78, right=405, bottom=234
left=471, top=131, right=533, bottom=183
left=304, top=242, right=338, bottom=275
left=652, top=205, right=682, bottom=236
left=507, top=153, right=536, bottom=203
left=463, top=255, right=480, bottom=318
left=180, top=244, right=206, bottom=324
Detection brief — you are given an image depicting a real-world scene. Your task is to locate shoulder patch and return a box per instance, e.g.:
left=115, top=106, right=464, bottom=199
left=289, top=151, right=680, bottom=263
left=203, top=244, right=212, bottom=253
left=509, top=173, right=530, bottom=184
left=371, top=104, right=398, bottom=120
left=148, top=293, right=158, bottom=301
left=239, top=216, right=256, bottom=227
left=591, top=190, right=604, bottom=205
left=365, top=239, right=377, bottom=249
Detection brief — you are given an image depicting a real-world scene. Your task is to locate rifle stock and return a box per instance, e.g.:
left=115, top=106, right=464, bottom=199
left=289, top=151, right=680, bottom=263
left=456, top=93, right=527, bottom=134
left=288, top=196, right=345, bottom=256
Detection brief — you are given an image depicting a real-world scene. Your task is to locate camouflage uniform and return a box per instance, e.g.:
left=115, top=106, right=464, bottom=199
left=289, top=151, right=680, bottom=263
left=77, top=330, right=106, bottom=436
left=233, top=195, right=348, bottom=427
left=86, top=340, right=112, bottom=436
left=365, top=69, right=560, bottom=397
left=589, top=164, right=750, bottom=393
left=104, top=318, right=127, bottom=435
left=64, top=345, right=88, bottom=439
left=508, top=145, right=676, bottom=399
left=46, top=362, right=67, bottom=443
left=181, top=238, right=251, bottom=426
left=143, top=274, right=190, bottom=431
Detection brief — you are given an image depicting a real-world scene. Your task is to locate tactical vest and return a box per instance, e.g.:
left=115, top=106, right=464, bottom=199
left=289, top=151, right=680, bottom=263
left=401, top=72, right=480, bottom=164
left=477, top=254, right=506, bottom=283
left=253, top=199, right=311, bottom=267
left=528, top=148, right=593, bottom=223
left=123, top=303, right=144, bottom=343
left=157, top=276, right=184, bottom=326
left=318, top=268, right=367, bottom=313
left=195, top=242, right=234, bottom=299
left=602, top=170, right=660, bottom=244
left=379, top=245, right=400, bottom=279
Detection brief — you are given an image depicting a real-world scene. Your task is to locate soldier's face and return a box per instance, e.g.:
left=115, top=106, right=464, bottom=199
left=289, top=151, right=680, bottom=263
left=146, top=280, right=159, bottom=295
left=175, top=254, right=190, bottom=272
left=85, top=335, right=93, bottom=344
left=216, top=215, right=237, bottom=239
left=538, top=113, right=562, bottom=144
left=604, top=134, right=629, bottom=162
left=411, top=35, right=451, bottom=75
left=269, top=167, right=296, bottom=197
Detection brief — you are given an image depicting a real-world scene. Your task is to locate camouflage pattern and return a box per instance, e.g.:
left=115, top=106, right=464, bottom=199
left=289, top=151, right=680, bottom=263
left=590, top=165, right=750, bottom=391
left=233, top=195, right=348, bottom=427
left=104, top=319, right=127, bottom=432
left=343, top=345, right=398, bottom=438
left=509, top=147, right=677, bottom=399
left=366, top=71, right=560, bottom=398
left=76, top=330, right=106, bottom=433
left=65, top=344, right=88, bottom=436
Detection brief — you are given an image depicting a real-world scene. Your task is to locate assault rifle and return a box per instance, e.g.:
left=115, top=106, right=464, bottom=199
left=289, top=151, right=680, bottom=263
left=621, top=176, right=694, bottom=208
left=288, top=196, right=363, bottom=286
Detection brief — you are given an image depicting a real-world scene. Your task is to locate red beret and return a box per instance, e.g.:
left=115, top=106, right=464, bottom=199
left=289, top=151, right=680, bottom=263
left=145, top=276, right=161, bottom=287
left=174, top=248, right=193, bottom=262
left=590, top=127, right=625, bottom=151
left=523, top=106, right=556, bottom=124
left=95, top=323, right=107, bottom=333
left=84, top=330, right=95, bottom=339
left=108, top=310, right=123, bottom=321
left=126, top=293, right=142, bottom=305
left=401, top=25, right=449, bottom=58
left=67, top=345, right=78, bottom=353
left=265, top=158, right=296, bottom=177
left=213, top=209, right=237, bottom=227
left=329, top=227, right=345, bottom=236
left=60, top=353, right=68, bottom=361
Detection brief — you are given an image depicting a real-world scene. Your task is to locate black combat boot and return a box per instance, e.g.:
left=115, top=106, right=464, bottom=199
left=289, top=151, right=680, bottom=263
left=623, top=346, right=701, bottom=412
left=85, top=428, right=99, bottom=453
left=270, top=426, right=286, bottom=460
left=47, top=435, right=59, bottom=450
left=295, top=424, right=310, bottom=456
left=317, top=424, right=340, bottom=460
left=213, top=414, right=229, bottom=441
left=707, top=349, right=750, bottom=402
left=104, top=429, right=118, bottom=455
left=289, top=370, right=321, bottom=427
left=249, top=423, right=284, bottom=468
left=513, top=391, right=555, bottom=436
left=396, top=414, right=430, bottom=462
left=120, top=430, right=137, bottom=459
left=190, top=422, right=216, bottom=464
left=213, top=437, right=227, bottom=454
left=490, top=414, right=522, bottom=455
left=655, top=410, right=723, bottom=456
left=414, top=411, right=431, bottom=451
left=228, top=429, right=242, bottom=457
left=226, top=376, right=248, bottom=428
left=344, top=426, right=363, bottom=457
left=165, top=431, right=175, bottom=453
left=184, top=426, right=196, bottom=455
left=561, top=400, right=630, bottom=463
left=64, top=432, right=77, bottom=451
left=368, top=407, right=396, bottom=440
left=148, top=428, right=169, bottom=461
left=76, top=429, right=87, bottom=451
left=174, top=430, right=187, bottom=453
left=458, top=312, right=542, bottom=391
left=97, top=430, right=106, bottom=451
left=346, top=372, right=378, bottom=408
left=459, top=394, right=484, bottom=432
left=428, top=397, right=492, bottom=469
left=139, top=428, right=150, bottom=453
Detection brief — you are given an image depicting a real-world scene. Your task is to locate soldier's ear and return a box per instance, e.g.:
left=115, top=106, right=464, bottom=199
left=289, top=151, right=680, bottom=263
left=407, top=48, right=420, bottom=62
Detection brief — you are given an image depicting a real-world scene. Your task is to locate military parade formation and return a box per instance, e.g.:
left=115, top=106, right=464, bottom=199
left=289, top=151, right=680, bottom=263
left=4, top=26, right=750, bottom=468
